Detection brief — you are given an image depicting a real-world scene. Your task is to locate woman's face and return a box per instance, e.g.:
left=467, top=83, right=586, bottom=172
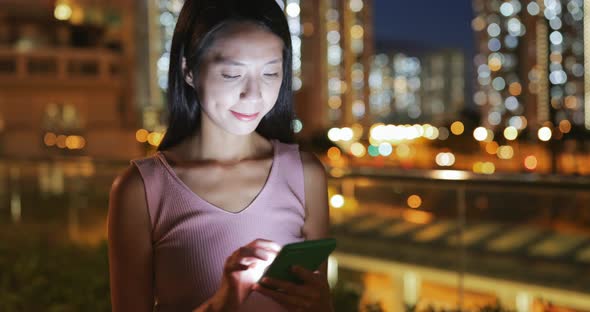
left=195, top=23, right=285, bottom=136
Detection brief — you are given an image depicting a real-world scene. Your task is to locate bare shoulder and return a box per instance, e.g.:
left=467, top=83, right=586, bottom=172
left=110, top=165, right=145, bottom=208
left=108, top=164, right=154, bottom=311
left=299, top=150, right=327, bottom=183
left=111, top=164, right=144, bottom=194
left=108, top=164, right=150, bottom=233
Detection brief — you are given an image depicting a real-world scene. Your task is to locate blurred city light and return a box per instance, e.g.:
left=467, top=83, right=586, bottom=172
left=285, top=2, right=300, bottom=17
left=485, top=141, right=499, bottom=155
left=330, top=194, right=344, bottom=208
left=136, top=129, right=149, bottom=143
left=538, top=126, right=552, bottom=141
left=54, top=3, right=73, bottom=21
left=378, top=142, right=392, bottom=157
left=435, top=152, right=456, bottom=167
left=503, top=126, right=518, bottom=140
left=450, top=121, right=465, bottom=135
left=431, top=170, right=469, bottom=180
left=497, top=145, right=514, bottom=160
left=524, top=155, right=538, bottom=170
left=350, top=142, right=366, bottom=157
left=407, top=195, right=422, bottom=209
left=147, top=132, right=163, bottom=147
left=327, top=147, right=342, bottom=161
left=473, top=127, right=488, bottom=141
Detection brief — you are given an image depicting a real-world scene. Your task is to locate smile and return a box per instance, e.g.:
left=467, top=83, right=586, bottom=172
left=230, top=110, right=260, bottom=121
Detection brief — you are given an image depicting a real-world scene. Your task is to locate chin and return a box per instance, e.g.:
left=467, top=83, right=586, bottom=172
left=225, top=125, right=260, bottom=136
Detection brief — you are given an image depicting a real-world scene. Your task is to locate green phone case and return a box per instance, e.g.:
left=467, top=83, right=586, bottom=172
left=259, top=238, right=337, bottom=284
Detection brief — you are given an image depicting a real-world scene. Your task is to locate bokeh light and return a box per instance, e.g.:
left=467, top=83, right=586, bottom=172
left=65, top=136, right=82, bottom=150
left=147, top=132, right=163, bottom=146
left=485, top=141, right=499, bottom=154
left=558, top=120, right=571, bottom=133
left=330, top=194, right=344, bottom=208
left=350, top=143, right=366, bottom=157
left=438, top=127, right=450, bottom=140
left=56, top=135, right=67, bottom=149
left=136, top=129, right=149, bottom=143
left=44, top=132, right=57, bottom=146
left=450, top=121, right=465, bottom=135
left=497, top=145, right=514, bottom=160
left=327, top=147, right=341, bottom=161
left=328, top=128, right=341, bottom=141
left=292, top=119, right=303, bottom=133
left=503, top=126, right=518, bottom=141
left=286, top=3, right=301, bottom=18
left=407, top=195, right=422, bottom=209
left=340, top=127, right=354, bottom=141
left=367, top=145, right=379, bottom=157
left=524, top=155, right=538, bottom=170
left=435, top=152, right=456, bottom=167
left=378, top=142, right=393, bottom=156
left=54, top=3, right=73, bottom=21
left=538, top=127, right=552, bottom=141
left=473, top=162, right=496, bottom=174
left=473, top=127, right=488, bottom=141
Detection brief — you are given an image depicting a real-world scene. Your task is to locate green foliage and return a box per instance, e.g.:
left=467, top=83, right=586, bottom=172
left=0, top=238, right=111, bottom=312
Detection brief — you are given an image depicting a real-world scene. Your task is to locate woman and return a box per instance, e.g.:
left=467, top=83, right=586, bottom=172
left=107, top=0, right=333, bottom=311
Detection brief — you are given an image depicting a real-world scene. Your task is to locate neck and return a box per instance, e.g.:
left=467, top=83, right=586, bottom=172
left=177, top=112, right=268, bottom=163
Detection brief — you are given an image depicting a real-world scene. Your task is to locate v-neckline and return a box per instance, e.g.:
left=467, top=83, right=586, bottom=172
left=156, top=139, right=279, bottom=215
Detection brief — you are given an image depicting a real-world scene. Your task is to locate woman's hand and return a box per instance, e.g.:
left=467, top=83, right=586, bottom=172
left=252, top=265, right=333, bottom=312
left=208, top=239, right=281, bottom=312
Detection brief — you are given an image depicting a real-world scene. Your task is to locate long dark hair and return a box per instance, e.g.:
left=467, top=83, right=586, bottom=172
left=158, top=0, right=295, bottom=150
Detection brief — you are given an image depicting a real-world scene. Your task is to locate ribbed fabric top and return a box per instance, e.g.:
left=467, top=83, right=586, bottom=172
left=130, top=139, right=306, bottom=311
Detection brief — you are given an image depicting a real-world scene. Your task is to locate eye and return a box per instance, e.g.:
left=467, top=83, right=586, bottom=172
left=264, top=73, right=280, bottom=78
left=222, top=74, right=241, bottom=79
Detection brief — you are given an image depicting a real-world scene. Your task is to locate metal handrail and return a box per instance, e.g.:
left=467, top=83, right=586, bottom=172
left=328, top=166, right=590, bottom=193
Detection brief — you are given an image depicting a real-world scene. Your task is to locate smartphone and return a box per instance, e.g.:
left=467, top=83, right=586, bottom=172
left=259, top=238, right=337, bottom=285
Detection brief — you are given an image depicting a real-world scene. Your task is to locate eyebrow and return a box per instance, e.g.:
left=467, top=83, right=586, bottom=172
left=212, top=55, right=282, bottom=66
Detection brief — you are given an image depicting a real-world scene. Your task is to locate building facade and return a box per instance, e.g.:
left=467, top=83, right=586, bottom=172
left=472, top=0, right=588, bottom=137
left=0, top=0, right=142, bottom=160
left=369, top=48, right=466, bottom=126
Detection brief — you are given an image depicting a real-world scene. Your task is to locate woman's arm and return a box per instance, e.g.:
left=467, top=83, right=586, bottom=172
left=107, top=165, right=155, bottom=311
left=300, top=151, right=331, bottom=277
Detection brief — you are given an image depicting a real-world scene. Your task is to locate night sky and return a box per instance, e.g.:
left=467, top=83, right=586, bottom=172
left=373, top=0, right=477, bottom=109
left=373, top=0, right=475, bottom=54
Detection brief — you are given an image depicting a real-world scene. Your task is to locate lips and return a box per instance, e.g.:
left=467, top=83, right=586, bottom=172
left=230, top=110, right=260, bottom=121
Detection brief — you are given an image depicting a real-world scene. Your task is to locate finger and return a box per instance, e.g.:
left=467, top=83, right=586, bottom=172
left=226, top=255, right=261, bottom=272
left=259, top=277, right=315, bottom=299
left=290, top=266, right=322, bottom=285
left=249, top=239, right=282, bottom=253
left=238, top=256, right=263, bottom=266
left=253, top=284, right=311, bottom=309
left=237, top=246, right=275, bottom=261
left=226, top=261, right=250, bottom=272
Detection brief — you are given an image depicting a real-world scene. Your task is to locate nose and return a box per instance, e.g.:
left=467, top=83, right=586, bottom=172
left=240, top=76, right=263, bottom=102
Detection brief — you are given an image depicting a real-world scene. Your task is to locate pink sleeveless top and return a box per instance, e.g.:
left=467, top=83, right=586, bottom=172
left=130, top=139, right=305, bottom=311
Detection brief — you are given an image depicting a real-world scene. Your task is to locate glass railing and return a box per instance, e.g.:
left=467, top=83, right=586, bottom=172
left=327, top=166, right=590, bottom=311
